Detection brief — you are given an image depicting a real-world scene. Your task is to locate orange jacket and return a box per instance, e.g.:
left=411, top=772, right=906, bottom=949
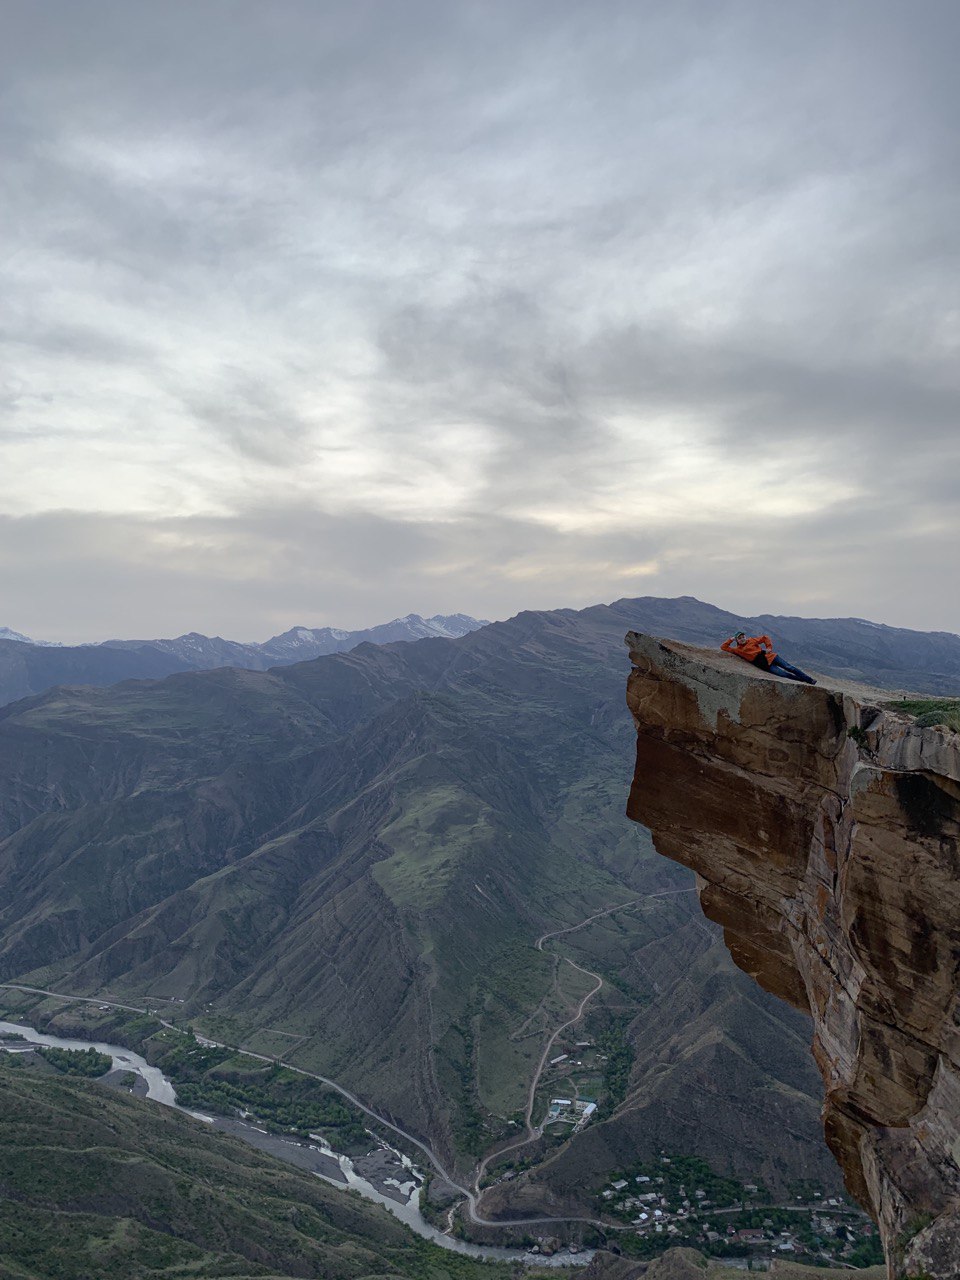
left=721, top=634, right=777, bottom=664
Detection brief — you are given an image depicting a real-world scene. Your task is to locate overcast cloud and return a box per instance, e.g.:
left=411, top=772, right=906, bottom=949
left=2, top=0, right=958, bottom=642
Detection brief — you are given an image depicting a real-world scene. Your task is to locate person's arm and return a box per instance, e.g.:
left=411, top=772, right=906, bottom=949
left=759, top=635, right=773, bottom=651
left=720, top=638, right=736, bottom=652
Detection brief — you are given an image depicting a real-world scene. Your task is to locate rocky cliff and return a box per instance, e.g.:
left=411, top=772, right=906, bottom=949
left=624, top=633, right=960, bottom=1280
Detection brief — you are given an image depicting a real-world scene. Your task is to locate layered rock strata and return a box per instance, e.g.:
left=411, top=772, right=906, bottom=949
left=624, top=632, right=960, bottom=1279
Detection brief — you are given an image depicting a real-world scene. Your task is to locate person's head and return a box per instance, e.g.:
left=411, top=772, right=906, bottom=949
left=734, top=631, right=746, bottom=644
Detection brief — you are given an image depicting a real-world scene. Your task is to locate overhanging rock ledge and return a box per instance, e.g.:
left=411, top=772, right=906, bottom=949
left=624, top=631, right=960, bottom=1280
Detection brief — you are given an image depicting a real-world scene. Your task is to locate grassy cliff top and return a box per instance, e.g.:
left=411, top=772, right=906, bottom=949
left=883, top=697, right=960, bottom=731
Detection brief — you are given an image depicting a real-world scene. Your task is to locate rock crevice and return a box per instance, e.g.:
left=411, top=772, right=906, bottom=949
left=624, top=632, right=960, bottom=1279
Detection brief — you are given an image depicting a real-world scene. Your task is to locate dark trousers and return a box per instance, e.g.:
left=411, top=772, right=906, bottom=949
left=768, top=656, right=814, bottom=684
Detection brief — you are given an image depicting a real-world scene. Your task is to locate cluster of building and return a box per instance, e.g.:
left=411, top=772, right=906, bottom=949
left=536, top=1038, right=609, bottom=1136
left=602, top=1172, right=720, bottom=1237
left=598, top=1167, right=879, bottom=1264
left=545, top=1096, right=597, bottom=1131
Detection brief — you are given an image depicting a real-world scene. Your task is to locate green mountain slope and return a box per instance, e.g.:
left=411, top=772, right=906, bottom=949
left=0, top=1054, right=508, bottom=1280
left=0, top=598, right=910, bottom=1211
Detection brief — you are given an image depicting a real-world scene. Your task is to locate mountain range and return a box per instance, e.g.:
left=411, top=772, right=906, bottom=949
left=0, top=613, right=486, bottom=708
left=5, top=595, right=955, bottom=1222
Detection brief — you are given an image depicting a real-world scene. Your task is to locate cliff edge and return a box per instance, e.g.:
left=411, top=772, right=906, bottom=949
left=624, top=632, right=960, bottom=1280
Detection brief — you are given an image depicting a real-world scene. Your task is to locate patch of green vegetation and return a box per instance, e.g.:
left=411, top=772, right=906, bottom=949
left=848, top=1233, right=885, bottom=1265
left=35, top=1045, right=112, bottom=1077
left=30, top=1005, right=168, bottom=1051
left=437, top=1019, right=488, bottom=1157
left=475, top=945, right=555, bottom=1116
left=0, top=1057, right=520, bottom=1280
left=616, top=1231, right=736, bottom=1261
left=125, top=1012, right=168, bottom=1040
left=374, top=782, right=495, bottom=910
left=884, top=699, right=960, bottom=731
left=897, top=1212, right=934, bottom=1248
left=191, top=1011, right=244, bottom=1047
left=0, top=1200, right=212, bottom=1278
left=151, top=1038, right=370, bottom=1151
left=596, top=1015, right=634, bottom=1118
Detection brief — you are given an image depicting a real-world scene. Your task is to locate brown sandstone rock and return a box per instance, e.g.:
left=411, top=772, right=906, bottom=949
left=624, top=632, right=960, bottom=1280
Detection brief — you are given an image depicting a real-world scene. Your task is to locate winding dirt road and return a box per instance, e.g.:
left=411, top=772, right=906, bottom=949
left=471, top=887, right=696, bottom=1213
left=0, top=885, right=696, bottom=1233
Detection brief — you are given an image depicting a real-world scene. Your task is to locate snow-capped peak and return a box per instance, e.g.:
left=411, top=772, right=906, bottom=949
left=0, top=626, right=60, bottom=646
left=386, top=613, right=489, bottom=639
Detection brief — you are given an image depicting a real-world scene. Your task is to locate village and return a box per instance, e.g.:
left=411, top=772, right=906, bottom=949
left=597, top=1155, right=883, bottom=1267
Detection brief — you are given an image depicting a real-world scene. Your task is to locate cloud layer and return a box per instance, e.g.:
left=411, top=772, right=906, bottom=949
left=3, top=1, right=958, bottom=641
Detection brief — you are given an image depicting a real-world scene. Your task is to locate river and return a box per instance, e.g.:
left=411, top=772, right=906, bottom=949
left=0, top=1020, right=176, bottom=1103
left=0, top=1020, right=590, bottom=1267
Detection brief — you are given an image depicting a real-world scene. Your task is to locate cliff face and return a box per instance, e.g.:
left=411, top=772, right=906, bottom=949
left=625, top=633, right=960, bottom=1280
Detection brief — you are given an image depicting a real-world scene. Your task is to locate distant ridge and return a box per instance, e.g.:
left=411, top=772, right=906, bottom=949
left=0, top=613, right=488, bottom=708
left=2, top=596, right=959, bottom=712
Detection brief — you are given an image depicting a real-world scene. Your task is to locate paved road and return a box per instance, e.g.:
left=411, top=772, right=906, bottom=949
left=1, top=976, right=858, bottom=1246
left=1, top=888, right=700, bottom=1234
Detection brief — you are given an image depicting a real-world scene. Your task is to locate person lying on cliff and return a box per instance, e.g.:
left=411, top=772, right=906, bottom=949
left=721, top=632, right=817, bottom=684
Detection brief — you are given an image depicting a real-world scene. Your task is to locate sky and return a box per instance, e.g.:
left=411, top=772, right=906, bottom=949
left=2, top=1, right=959, bottom=643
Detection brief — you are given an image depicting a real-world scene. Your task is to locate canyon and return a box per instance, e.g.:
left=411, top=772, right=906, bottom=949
left=0, top=598, right=854, bottom=1216
left=625, top=632, right=960, bottom=1278
left=3, top=596, right=958, bottom=1239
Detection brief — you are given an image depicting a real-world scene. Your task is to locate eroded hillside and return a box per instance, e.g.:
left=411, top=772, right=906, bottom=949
left=625, top=632, right=960, bottom=1279
left=0, top=1055, right=509, bottom=1280
left=0, top=601, right=835, bottom=1215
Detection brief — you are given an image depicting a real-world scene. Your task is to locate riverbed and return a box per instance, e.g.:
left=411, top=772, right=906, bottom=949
left=0, top=1020, right=175, bottom=1103
left=0, top=1021, right=590, bottom=1266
